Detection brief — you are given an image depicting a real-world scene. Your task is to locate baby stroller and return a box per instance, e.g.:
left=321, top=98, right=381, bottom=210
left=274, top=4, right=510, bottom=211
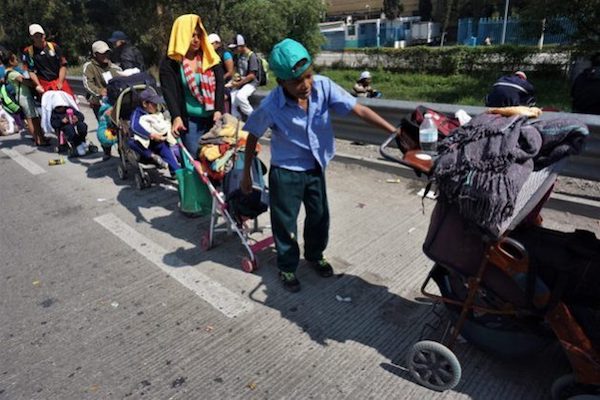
left=40, top=90, right=98, bottom=156
left=111, top=84, right=164, bottom=190
left=177, top=134, right=272, bottom=273
left=379, top=113, right=599, bottom=398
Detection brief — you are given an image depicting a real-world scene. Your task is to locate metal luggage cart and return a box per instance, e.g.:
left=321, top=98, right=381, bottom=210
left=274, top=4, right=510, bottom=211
left=177, top=140, right=273, bottom=273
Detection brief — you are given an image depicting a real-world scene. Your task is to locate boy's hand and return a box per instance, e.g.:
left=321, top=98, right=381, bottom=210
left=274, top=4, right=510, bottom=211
left=72, top=116, right=78, bottom=124
left=62, top=117, right=68, bottom=124
left=171, top=116, right=186, bottom=138
left=150, top=133, right=166, bottom=141
left=240, top=171, right=252, bottom=194
left=35, top=85, right=45, bottom=94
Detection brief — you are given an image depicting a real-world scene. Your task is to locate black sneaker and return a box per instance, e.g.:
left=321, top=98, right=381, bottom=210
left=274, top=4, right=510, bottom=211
left=279, top=271, right=301, bottom=293
left=308, top=258, right=334, bottom=278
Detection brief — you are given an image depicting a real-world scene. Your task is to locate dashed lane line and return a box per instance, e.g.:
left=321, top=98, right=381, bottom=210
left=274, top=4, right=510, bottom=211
left=94, top=213, right=253, bottom=318
left=1, top=148, right=46, bottom=175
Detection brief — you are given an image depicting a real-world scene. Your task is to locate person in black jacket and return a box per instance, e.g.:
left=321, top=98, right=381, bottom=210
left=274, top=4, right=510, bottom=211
left=50, top=104, right=88, bottom=156
left=572, top=53, right=600, bottom=115
left=108, top=31, right=145, bottom=71
left=159, top=14, right=224, bottom=159
left=485, top=71, right=535, bottom=108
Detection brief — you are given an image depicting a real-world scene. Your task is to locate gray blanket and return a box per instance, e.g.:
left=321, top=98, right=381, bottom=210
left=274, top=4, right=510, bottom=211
left=433, top=113, right=588, bottom=235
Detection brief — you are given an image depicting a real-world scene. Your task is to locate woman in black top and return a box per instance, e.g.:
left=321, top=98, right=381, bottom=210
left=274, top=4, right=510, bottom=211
left=159, top=14, right=224, bottom=159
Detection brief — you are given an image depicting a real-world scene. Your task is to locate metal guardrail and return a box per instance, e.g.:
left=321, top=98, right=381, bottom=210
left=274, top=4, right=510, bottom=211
left=67, top=76, right=600, bottom=181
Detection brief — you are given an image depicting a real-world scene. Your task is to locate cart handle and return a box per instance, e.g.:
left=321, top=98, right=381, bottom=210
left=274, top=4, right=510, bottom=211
left=379, top=133, right=405, bottom=164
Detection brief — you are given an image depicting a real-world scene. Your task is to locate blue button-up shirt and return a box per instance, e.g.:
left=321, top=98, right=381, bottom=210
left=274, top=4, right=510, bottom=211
left=244, top=75, right=357, bottom=171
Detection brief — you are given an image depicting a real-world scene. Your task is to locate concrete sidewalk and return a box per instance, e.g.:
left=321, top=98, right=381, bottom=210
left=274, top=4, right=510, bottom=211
left=0, top=104, right=598, bottom=399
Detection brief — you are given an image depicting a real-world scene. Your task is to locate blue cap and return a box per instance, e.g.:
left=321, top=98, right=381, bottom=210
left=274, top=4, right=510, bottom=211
left=108, top=31, right=128, bottom=43
left=268, top=38, right=312, bottom=81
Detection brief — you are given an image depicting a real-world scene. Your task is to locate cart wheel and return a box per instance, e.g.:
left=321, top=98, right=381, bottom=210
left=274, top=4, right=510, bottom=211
left=407, top=340, right=461, bottom=392
left=142, top=174, right=152, bottom=188
left=550, top=374, right=600, bottom=400
left=134, top=173, right=145, bottom=190
left=241, top=257, right=256, bottom=273
left=200, top=232, right=211, bottom=251
left=117, top=165, right=128, bottom=180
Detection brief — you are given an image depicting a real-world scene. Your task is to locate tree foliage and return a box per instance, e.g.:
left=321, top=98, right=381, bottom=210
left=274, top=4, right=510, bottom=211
left=0, top=0, right=325, bottom=66
left=520, top=0, right=600, bottom=44
left=383, top=0, right=404, bottom=20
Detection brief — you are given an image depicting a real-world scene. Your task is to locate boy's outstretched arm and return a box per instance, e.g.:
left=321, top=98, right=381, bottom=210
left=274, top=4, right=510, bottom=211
left=352, top=103, right=398, bottom=134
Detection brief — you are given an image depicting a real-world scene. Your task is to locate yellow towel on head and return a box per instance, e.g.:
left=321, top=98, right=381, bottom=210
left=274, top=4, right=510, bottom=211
left=167, top=14, right=220, bottom=71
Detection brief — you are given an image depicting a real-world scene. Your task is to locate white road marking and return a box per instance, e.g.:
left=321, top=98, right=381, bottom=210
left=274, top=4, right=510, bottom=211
left=94, top=213, right=253, bottom=318
left=1, top=148, right=46, bottom=175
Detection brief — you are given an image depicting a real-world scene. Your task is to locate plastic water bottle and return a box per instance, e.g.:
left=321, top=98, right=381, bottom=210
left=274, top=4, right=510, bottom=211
left=419, top=113, right=438, bottom=156
left=66, top=108, right=74, bottom=124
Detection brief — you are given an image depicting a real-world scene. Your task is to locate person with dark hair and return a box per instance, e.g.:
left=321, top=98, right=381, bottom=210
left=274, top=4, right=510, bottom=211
left=108, top=31, right=145, bottom=71
left=485, top=71, right=535, bottom=108
left=571, top=53, right=600, bottom=115
left=2, top=50, right=47, bottom=145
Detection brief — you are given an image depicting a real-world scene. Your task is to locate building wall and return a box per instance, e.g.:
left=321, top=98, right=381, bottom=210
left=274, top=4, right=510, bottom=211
left=326, top=0, right=419, bottom=17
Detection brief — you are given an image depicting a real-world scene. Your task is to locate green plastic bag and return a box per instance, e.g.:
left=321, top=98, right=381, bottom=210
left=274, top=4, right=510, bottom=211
left=175, top=151, right=212, bottom=216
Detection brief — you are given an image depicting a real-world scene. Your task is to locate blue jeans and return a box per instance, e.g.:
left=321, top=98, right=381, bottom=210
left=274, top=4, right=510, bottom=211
left=182, top=116, right=213, bottom=159
left=127, top=139, right=180, bottom=174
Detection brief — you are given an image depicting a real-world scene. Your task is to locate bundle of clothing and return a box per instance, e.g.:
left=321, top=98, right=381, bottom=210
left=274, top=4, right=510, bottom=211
left=433, top=112, right=588, bottom=234
left=198, top=113, right=261, bottom=181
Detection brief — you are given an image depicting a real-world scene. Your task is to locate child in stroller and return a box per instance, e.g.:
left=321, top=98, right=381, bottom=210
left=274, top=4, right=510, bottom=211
left=128, top=88, right=180, bottom=179
left=41, top=90, right=97, bottom=156
left=50, top=102, right=88, bottom=156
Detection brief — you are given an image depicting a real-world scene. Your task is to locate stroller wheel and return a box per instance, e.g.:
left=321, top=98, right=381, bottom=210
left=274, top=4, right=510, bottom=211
left=407, top=340, right=461, bottom=392
left=142, top=174, right=152, bottom=188
left=117, top=165, right=128, bottom=180
left=200, top=232, right=212, bottom=251
left=134, top=173, right=145, bottom=190
left=551, top=374, right=600, bottom=400
left=88, top=144, right=98, bottom=153
left=241, top=257, right=257, bottom=273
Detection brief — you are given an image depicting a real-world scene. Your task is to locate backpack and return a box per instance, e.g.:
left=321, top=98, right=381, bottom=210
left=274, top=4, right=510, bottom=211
left=222, top=152, right=269, bottom=221
left=395, top=105, right=461, bottom=153
left=0, top=71, right=21, bottom=114
left=249, top=52, right=268, bottom=86
left=25, top=41, right=56, bottom=58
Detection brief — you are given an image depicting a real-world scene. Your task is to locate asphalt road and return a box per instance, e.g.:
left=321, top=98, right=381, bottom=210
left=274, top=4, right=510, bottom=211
left=1, top=105, right=599, bottom=400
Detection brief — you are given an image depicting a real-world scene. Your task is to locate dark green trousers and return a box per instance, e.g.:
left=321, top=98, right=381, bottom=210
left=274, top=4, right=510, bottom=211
left=269, top=166, right=329, bottom=273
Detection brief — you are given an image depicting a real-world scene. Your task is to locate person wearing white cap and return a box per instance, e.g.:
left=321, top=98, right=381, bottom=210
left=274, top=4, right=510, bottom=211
left=208, top=33, right=234, bottom=82
left=228, top=34, right=259, bottom=121
left=23, top=23, right=75, bottom=97
left=352, top=70, right=381, bottom=98
left=82, top=40, right=123, bottom=160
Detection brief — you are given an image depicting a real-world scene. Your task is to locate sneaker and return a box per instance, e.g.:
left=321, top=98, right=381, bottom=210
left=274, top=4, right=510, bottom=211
left=76, top=143, right=87, bottom=156
left=308, top=258, right=334, bottom=278
left=279, top=271, right=301, bottom=293
left=150, top=154, right=167, bottom=169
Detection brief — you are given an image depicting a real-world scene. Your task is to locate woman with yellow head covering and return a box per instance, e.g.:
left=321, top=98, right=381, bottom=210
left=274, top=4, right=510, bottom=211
left=159, top=14, right=225, bottom=159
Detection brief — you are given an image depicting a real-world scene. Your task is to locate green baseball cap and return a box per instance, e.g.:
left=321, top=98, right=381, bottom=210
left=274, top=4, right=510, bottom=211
left=268, top=38, right=312, bottom=81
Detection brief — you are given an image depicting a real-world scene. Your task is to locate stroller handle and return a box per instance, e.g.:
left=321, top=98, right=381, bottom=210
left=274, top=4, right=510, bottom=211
left=379, top=133, right=433, bottom=176
left=379, top=133, right=405, bottom=164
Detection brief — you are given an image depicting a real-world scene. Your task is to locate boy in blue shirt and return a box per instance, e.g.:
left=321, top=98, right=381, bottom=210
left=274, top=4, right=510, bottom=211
left=241, top=38, right=398, bottom=292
